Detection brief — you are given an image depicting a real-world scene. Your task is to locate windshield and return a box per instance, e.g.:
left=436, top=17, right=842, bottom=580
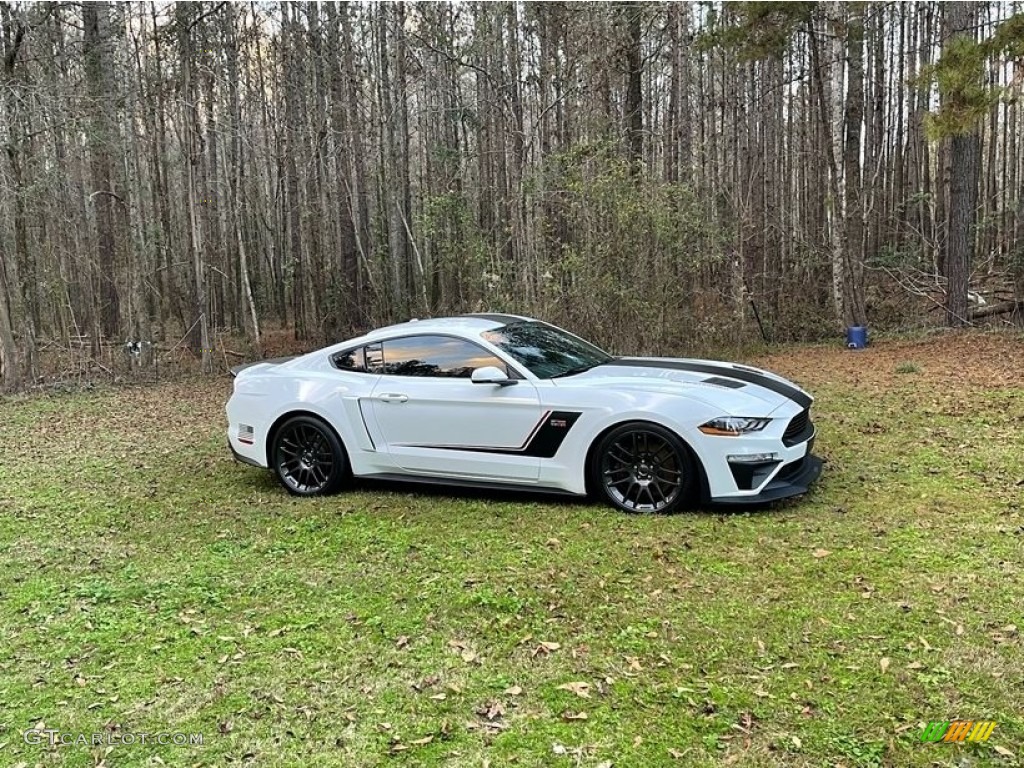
left=482, top=321, right=613, bottom=379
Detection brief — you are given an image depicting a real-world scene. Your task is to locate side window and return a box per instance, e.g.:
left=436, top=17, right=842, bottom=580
left=380, top=335, right=507, bottom=378
left=331, top=347, right=367, bottom=372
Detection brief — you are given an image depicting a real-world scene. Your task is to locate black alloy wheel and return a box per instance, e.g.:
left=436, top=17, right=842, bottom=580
left=595, top=422, right=695, bottom=513
left=272, top=415, right=348, bottom=496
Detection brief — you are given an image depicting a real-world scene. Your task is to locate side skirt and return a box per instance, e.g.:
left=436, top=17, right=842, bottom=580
left=359, top=472, right=582, bottom=497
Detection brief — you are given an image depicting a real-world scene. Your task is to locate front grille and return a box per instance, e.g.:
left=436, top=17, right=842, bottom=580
left=782, top=408, right=811, bottom=446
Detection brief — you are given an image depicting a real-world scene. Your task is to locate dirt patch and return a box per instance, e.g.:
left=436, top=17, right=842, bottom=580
left=751, top=331, right=1024, bottom=392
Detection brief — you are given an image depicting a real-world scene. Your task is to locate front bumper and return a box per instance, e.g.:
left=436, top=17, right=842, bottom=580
left=711, top=453, right=823, bottom=505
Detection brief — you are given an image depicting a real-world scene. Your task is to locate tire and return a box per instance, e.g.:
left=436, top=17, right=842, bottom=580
left=270, top=415, right=349, bottom=496
left=591, top=422, right=696, bottom=514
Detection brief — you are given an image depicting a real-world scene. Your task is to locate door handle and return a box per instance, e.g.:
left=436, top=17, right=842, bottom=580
left=377, top=393, right=408, bottom=403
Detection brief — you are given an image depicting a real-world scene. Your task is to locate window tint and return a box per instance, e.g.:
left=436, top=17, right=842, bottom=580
left=332, top=347, right=367, bottom=372
left=380, top=335, right=506, bottom=378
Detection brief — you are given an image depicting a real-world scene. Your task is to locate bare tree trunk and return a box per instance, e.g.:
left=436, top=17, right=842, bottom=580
left=942, top=1, right=982, bottom=328
left=623, top=2, right=643, bottom=172
left=83, top=2, right=121, bottom=342
left=0, top=239, right=18, bottom=389
left=843, top=4, right=866, bottom=327
left=178, top=5, right=212, bottom=372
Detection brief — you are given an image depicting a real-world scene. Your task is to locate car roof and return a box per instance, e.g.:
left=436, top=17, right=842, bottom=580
left=364, top=315, right=504, bottom=339
left=320, top=313, right=535, bottom=356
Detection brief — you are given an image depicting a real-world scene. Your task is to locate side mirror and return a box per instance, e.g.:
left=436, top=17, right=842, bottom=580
left=471, top=366, right=516, bottom=386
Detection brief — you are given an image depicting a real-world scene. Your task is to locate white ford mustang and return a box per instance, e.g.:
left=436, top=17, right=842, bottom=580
left=226, top=314, right=822, bottom=513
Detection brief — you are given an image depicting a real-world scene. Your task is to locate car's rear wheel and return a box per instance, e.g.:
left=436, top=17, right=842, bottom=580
left=593, top=422, right=695, bottom=514
left=271, top=415, right=348, bottom=496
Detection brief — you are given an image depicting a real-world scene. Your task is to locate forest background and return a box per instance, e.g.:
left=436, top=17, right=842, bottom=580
left=1, top=1, right=1023, bottom=389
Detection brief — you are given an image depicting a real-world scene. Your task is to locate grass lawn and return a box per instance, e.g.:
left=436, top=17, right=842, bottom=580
left=1, top=332, right=1022, bottom=767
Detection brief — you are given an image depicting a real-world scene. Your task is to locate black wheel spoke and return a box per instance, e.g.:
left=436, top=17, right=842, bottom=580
left=608, top=444, right=632, bottom=464
left=650, top=479, right=665, bottom=505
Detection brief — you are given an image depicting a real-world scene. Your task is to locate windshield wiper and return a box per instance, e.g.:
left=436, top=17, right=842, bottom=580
left=552, top=363, right=599, bottom=378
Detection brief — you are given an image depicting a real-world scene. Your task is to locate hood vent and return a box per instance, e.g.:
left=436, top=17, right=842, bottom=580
left=702, top=376, right=746, bottom=389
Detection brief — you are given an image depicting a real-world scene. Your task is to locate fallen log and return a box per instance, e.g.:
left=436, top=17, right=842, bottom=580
left=970, top=299, right=1024, bottom=319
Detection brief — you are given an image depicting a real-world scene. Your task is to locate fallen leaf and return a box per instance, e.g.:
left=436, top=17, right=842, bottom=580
left=557, top=681, right=591, bottom=698
left=395, top=635, right=409, bottom=649
left=812, top=549, right=831, bottom=558
left=533, top=641, right=561, bottom=657
left=477, top=701, right=505, bottom=721
left=994, top=745, right=1014, bottom=758
left=410, top=735, right=433, bottom=746
left=561, top=710, right=588, bottom=721
left=504, top=685, right=523, bottom=696
left=880, top=657, right=890, bottom=673
left=792, top=735, right=802, bottom=749
left=668, top=748, right=684, bottom=759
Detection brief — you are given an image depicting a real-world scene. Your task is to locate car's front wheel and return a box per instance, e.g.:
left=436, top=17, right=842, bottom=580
left=593, top=422, right=695, bottom=514
left=271, top=415, right=348, bottom=496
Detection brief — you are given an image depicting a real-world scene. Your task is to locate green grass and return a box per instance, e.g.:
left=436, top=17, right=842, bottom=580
left=1, top=336, right=1022, bottom=767
left=894, top=361, right=921, bottom=374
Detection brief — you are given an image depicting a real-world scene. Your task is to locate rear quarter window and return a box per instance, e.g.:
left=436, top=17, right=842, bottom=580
left=331, top=347, right=367, bottom=372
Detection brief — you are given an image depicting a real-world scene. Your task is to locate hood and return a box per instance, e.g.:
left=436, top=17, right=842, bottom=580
left=563, top=357, right=812, bottom=415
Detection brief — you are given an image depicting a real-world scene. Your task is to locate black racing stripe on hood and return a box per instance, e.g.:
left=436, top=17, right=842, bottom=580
left=608, top=358, right=812, bottom=409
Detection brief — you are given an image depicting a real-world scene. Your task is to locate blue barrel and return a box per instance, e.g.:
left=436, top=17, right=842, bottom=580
left=846, top=325, right=868, bottom=349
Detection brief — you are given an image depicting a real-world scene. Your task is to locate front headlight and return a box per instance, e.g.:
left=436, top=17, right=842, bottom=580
left=698, top=416, right=772, bottom=436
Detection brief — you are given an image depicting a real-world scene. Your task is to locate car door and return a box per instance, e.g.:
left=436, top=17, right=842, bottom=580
left=367, top=334, right=545, bottom=481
